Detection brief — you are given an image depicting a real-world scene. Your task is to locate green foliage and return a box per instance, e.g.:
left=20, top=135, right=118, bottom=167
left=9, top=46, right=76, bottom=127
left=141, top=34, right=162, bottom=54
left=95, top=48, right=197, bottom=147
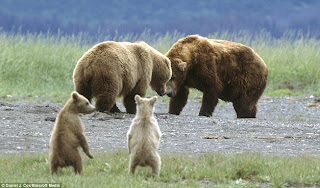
left=266, top=89, right=295, bottom=97
left=0, top=32, right=88, bottom=101
left=0, top=152, right=319, bottom=187
left=0, top=30, right=320, bottom=102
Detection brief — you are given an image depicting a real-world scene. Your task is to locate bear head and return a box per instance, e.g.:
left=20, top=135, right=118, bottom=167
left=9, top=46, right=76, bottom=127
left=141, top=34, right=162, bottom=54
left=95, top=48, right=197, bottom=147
left=150, top=56, right=172, bottom=96
left=165, top=35, right=198, bottom=97
left=71, top=91, right=96, bottom=114
left=134, top=95, right=157, bottom=115
left=165, top=58, right=188, bottom=97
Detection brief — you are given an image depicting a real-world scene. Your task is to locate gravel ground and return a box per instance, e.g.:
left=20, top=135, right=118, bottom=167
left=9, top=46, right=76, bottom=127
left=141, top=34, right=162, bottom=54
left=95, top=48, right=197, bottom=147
left=0, top=96, right=319, bottom=156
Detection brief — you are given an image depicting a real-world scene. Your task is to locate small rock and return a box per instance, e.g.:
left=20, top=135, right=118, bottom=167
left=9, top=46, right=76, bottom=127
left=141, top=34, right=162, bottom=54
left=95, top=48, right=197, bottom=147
left=45, top=117, right=56, bottom=122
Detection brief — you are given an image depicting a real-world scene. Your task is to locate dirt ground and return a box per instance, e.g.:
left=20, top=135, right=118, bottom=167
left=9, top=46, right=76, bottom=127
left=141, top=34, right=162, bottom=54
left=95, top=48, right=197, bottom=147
left=0, top=96, right=319, bottom=156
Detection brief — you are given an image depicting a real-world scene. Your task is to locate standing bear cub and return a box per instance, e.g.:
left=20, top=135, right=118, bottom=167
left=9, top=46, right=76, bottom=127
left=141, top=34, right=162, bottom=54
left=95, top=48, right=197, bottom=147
left=127, top=95, right=161, bottom=177
left=166, top=35, right=268, bottom=118
left=73, top=41, right=172, bottom=114
left=50, top=91, right=95, bottom=174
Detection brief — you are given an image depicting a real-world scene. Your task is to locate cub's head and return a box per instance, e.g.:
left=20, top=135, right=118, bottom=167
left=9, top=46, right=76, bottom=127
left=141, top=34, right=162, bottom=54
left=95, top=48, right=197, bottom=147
left=150, top=56, right=172, bottom=96
left=134, top=95, right=157, bottom=115
left=71, top=91, right=96, bottom=114
left=165, top=58, right=188, bottom=97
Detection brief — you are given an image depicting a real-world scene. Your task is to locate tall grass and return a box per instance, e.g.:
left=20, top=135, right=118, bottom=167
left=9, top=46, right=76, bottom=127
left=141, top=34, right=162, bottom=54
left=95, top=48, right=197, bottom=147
left=0, top=30, right=319, bottom=102
left=0, top=151, right=319, bottom=187
left=0, top=32, right=88, bottom=101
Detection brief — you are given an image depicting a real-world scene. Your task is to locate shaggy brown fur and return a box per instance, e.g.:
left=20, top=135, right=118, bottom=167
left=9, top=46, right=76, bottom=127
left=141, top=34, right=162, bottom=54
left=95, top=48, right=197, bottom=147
left=73, top=41, right=172, bottom=114
left=50, top=91, right=95, bottom=174
left=165, top=35, right=268, bottom=118
left=127, top=95, right=161, bottom=177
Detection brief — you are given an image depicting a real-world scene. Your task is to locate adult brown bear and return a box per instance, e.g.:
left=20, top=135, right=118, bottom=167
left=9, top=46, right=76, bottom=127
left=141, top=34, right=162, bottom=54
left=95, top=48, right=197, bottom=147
left=165, top=35, right=268, bottom=118
left=73, top=41, right=172, bottom=114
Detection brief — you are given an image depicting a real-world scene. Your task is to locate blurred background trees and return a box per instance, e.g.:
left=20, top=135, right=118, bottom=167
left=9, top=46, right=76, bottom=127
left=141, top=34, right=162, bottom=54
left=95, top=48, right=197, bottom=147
left=1, top=0, right=319, bottom=38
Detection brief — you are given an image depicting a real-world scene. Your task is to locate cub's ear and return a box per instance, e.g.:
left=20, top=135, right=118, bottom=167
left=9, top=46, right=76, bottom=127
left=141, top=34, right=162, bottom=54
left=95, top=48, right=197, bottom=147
left=178, top=61, right=187, bottom=72
left=72, top=91, right=79, bottom=101
left=150, top=96, right=158, bottom=105
left=134, top=95, right=142, bottom=104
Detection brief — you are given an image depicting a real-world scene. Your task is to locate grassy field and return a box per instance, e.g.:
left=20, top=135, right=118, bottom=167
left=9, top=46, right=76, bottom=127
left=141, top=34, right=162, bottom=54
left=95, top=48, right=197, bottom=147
left=0, top=151, right=319, bottom=187
left=0, top=30, right=320, bottom=102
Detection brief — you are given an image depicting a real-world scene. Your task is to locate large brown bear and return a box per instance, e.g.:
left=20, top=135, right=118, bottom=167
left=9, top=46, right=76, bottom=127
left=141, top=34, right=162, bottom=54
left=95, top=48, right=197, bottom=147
left=165, top=35, right=268, bottom=118
left=73, top=41, right=172, bottom=114
left=50, top=91, right=95, bottom=174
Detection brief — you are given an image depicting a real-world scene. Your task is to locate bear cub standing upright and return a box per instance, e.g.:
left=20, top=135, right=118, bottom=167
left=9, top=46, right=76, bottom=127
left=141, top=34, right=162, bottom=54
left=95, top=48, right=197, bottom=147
left=127, top=95, right=161, bottom=177
left=50, top=91, right=95, bottom=174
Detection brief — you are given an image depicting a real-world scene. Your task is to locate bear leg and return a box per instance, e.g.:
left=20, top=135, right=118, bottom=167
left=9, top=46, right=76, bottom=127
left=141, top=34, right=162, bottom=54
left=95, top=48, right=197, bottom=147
left=233, top=99, right=257, bottom=118
left=123, top=94, right=137, bottom=114
left=148, top=153, right=161, bottom=177
left=110, top=104, right=121, bottom=113
left=72, top=153, right=83, bottom=174
left=199, top=92, right=218, bottom=117
left=50, top=160, right=58, bottom=174
left=95, top=93, right=117, bottom=112
left=124, top=84, right=147, bottom=114
left=74, top=82, right=93, bottom=102
left=129, top=156, right=139, bottom=175
left=168, top=87, right=189, bottom=115
left=78, top=133, right=94, bottom=159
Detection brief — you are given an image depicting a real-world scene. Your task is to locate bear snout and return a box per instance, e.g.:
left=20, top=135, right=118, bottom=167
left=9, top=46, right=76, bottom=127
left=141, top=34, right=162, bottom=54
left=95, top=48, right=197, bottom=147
left=85, top=106, right=96, bottom=114
left=156, top=91, right=166, bottom=96
left=155, top=86, right=167, bottom=96
left=166, top=91, right=173, bottom=97
left=165, top=83, right=174, bottom=97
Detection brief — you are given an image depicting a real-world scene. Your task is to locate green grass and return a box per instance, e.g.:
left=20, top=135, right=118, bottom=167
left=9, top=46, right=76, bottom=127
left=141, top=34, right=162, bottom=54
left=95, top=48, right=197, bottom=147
left=0, top=151, right=319, bottom=187
left=267, top=89, right=296, bottom=97
left=0, top=30, right=320, bottom=102
left=0, top=32, right=88, bottom=102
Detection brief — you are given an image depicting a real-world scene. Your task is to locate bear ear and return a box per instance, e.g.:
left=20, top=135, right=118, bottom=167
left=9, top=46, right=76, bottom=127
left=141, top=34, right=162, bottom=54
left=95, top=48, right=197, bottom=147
left=165, top=58, right=171, bottom=68
left=150, top=96, right=158, bottom=105
left=134, top=95, right=142, bottom=104
left=178, top=61, right=187, bottom=72
left=72, top=91, right=79, bottom=101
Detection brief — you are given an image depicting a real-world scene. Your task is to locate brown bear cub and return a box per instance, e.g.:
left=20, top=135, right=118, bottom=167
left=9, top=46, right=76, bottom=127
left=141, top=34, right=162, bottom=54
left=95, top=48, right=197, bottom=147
left=127, top=95, right=161, bottom=177
left=50, top=91, right=95, bottom=174
left=73, top=41, right=172, bottom=114
left=165, top=35, right=268, bottom=118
